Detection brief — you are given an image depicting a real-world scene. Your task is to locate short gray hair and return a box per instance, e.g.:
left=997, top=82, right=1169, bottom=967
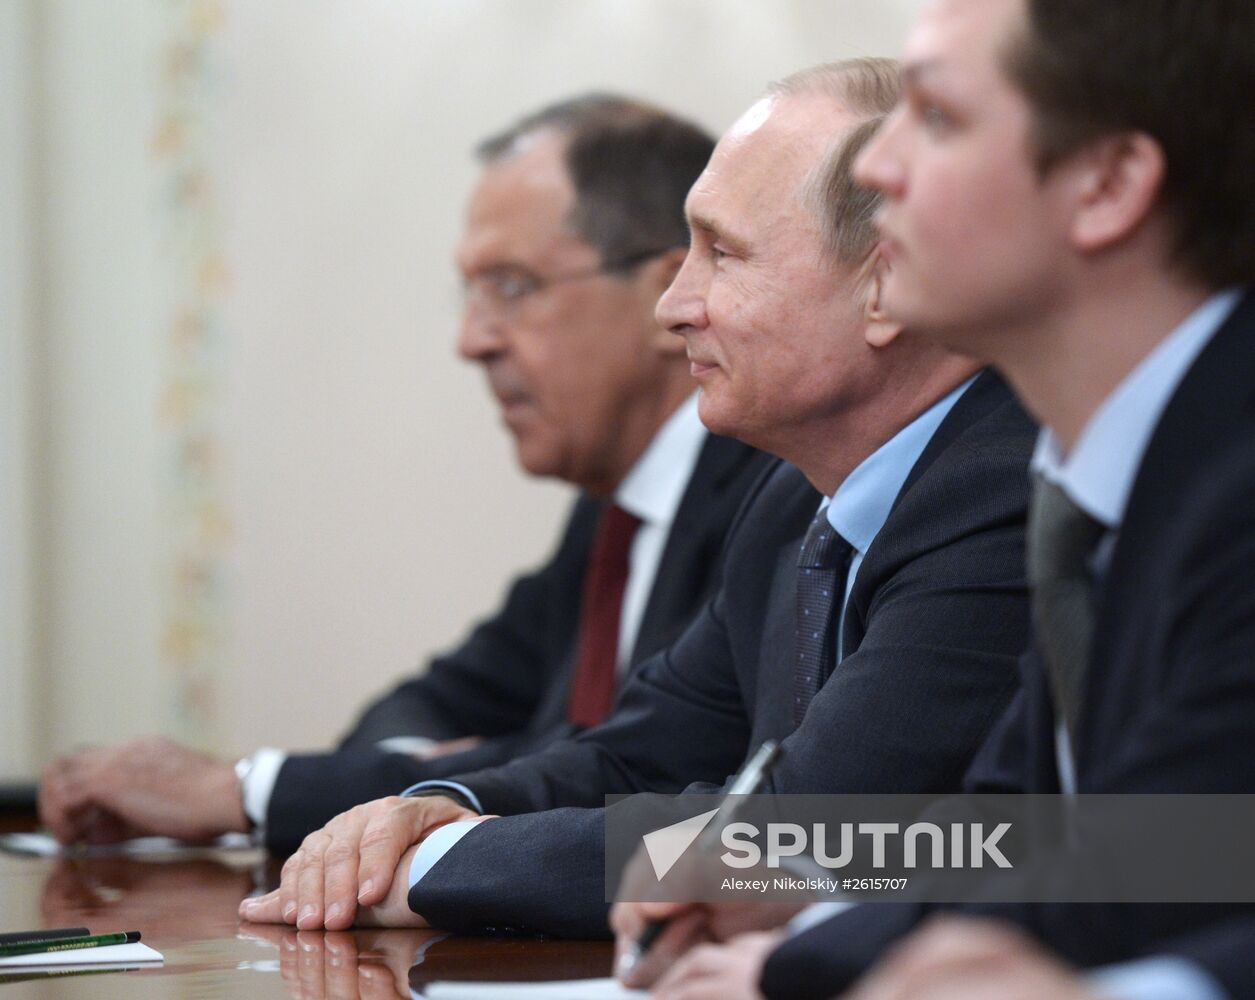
left=770, top=59, right=901, bottom=264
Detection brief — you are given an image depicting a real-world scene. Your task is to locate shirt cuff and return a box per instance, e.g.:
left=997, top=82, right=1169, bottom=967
left=241, top=747, right=287, bottom=830
left=375, top=736, right=438, bottom=756
left=401, top=780, right=483, bottom=814
left=786, top=900, right=859, bottom=936
left=407, top=819, right=483, bottom=889
left=1090, top=957, right=1230, bottom=1000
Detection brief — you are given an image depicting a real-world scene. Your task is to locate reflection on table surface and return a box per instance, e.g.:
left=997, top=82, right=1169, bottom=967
left=0, top=848, right=612, bottom=998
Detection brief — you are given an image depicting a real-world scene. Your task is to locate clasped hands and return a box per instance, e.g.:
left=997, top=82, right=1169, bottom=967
left=238, top=795, right=485, bottom=930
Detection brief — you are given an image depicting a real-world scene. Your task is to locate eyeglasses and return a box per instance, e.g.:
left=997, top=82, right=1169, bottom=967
left=462, top=248, right=673, bottom=315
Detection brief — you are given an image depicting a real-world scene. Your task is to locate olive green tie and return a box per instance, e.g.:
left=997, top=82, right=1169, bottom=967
left=1026, top=476, right=1106, bottom=742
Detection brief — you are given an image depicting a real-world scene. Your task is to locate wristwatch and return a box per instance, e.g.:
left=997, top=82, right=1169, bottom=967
left=234, top=753, right=257, bottom=831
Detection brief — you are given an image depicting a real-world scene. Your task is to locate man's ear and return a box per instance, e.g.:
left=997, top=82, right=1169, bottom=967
left=1068, top=132, right=1166, bottom=253
left=864, top=255, right=904, bottom=349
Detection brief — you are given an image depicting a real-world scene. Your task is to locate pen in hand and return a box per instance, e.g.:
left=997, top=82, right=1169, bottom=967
left=618, top=739, right=780, bottom=978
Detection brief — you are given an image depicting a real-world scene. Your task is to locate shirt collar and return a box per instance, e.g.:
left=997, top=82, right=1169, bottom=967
left=1031, top=288, right=1243, bottom=530
left=826, top=376, right=977, bottom=555
left=615, top=393, right=706, bottom=527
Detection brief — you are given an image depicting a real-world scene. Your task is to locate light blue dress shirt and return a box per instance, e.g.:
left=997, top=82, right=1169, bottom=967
left=827, top=375, right=974, bottom=660
left=1090, top=956, right=1229, bottom=1000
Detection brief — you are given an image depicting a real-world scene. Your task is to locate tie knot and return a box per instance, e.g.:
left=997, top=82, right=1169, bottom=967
left=602, top=503, right=641, bottom=538
left=1027, top=477, right=1106, bottom=583
left=798, top=512, right=848, bottom=570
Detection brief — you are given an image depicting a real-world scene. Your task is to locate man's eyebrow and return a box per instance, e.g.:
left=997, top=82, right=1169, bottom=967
left=688, top=210, right=748, bottom=252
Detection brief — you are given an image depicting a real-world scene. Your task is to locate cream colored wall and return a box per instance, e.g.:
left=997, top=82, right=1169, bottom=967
left=1, top=0, right=38, bottom=778
left=2, top=0, right=924, bottom=776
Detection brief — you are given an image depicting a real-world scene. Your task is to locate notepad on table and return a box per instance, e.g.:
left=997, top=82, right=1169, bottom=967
left=0, top=941, right=164, bottom=973
left=423, top=978, right=645, bottom=999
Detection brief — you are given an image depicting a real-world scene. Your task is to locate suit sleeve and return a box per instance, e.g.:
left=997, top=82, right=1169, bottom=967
left=262, top=738, right=530, bottom=854
left=1153, top=919, right=1255, bottom=1000
left=436, top=585, right=755, bottom=816
left=408, top=809, right=615, bottom=938
left=335, top=497, right=594, bottom=750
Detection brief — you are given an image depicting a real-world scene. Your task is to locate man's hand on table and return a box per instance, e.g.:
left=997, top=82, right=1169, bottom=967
left=238, top=794, right=483, bottom=930
left=39, top=736, right=247, bottom=845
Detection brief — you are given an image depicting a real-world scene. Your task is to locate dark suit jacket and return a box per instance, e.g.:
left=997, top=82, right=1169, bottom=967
left=407, top=372, right=1036, bottom=937
left=263, top=432, right=772, bottom=852
left=762, top=292, right=1255, bottom=1000
left=1160, top=918, right=1255, bottom=999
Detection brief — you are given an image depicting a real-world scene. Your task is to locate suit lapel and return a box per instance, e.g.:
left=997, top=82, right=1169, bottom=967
left=841, top=372, right=1020, bottom=656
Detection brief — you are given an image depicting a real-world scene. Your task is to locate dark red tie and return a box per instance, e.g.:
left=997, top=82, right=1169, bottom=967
left=567, top=504, right=641, bottom=728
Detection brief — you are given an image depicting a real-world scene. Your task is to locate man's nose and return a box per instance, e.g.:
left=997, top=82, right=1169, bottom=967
left=655, top=251, right=708, bottom=335
left=456, top=300, right=506, bottom=360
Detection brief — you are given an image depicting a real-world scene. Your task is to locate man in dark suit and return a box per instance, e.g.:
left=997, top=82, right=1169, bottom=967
left=631, top=1, right=1255, bottom=997
left=237, top=59, right=1037, bottom=937
left=38, top=95, right=772, bottom=854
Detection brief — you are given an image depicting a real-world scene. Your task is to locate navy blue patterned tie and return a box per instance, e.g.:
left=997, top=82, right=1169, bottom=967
left=792, top=512, right=854, bottom=727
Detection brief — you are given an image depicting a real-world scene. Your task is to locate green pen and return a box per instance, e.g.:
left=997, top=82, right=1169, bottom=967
left=0, top=931, right=141, bottom=959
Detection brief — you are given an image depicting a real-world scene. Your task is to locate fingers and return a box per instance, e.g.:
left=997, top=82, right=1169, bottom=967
left=239, top=888, right=287, bottom=924
left=617, top=907, right=709, bottom=989
left=356, top=796, right=471, bottom=907
left=355, top=800, right=417, bottom=907
left=295, top=831, right=334, bottom=929
left=322, top=828, right=367, bottom=930
left=651, top=932, right=780, bottom=1000
left=249, top=796, right=474, bottom=932
left=280, top=851, right=302, bottom=923
left=611, top=899, right=689, bottom=938
left=611, top=899, right=694, bottom=981
left=652, top=941, right=750, bottom=1000
left=39, top=754, right=96, bottom=844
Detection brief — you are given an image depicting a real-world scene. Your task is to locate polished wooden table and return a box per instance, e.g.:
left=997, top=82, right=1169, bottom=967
left=0, top=828, right=614, bottom=998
